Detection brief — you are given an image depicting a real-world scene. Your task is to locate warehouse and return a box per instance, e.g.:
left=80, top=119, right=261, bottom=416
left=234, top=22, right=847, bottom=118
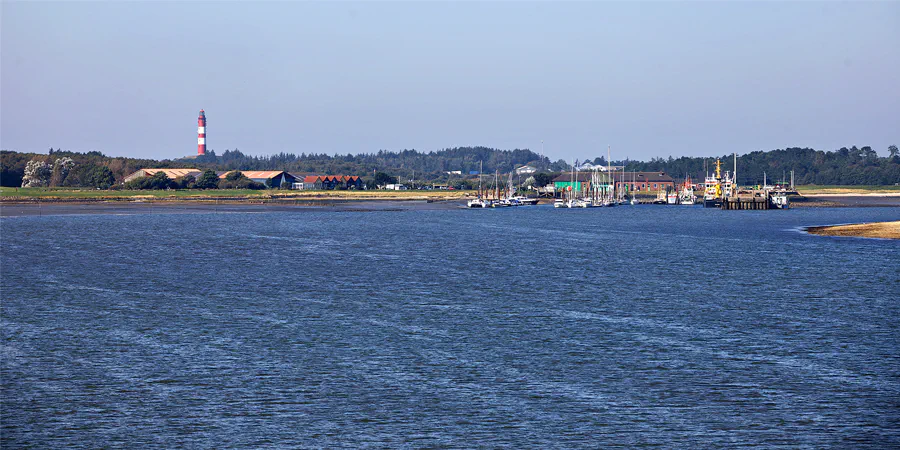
left=614, top=172, right=675, bottom=192
left=123, top=168, right=201, bottom=183
left=218, top=171, right=298, bottom=188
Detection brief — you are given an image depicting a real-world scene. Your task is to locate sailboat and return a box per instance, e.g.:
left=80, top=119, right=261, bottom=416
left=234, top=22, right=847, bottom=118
left=490, top=170, right=511, bottom=207
left=601, top=146, right=616, bottom=207
left=570, top=160, right=593, bottom=208
left=629, top=171, right=638, bottom=205
left=467, top=161, right=489, bottom=208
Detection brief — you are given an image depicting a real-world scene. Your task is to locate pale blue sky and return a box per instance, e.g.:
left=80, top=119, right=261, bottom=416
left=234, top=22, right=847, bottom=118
left=2, top=1, right=898, bottom=161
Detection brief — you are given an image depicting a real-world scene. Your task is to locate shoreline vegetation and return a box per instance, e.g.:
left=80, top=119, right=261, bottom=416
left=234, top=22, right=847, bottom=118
left=806, top=221, right=900, bottom=239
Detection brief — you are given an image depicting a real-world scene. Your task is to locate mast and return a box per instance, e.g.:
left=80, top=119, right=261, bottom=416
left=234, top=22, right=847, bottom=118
left=733, top=152, right=737, bottom=189
left=479, top=160, right=483, bottom=198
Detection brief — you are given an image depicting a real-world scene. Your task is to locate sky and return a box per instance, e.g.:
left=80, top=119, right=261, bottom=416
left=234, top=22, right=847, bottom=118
left=2, top=1, right=898, bottom=162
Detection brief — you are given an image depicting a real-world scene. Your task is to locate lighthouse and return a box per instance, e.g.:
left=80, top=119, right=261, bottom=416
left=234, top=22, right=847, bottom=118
left=197, top=110, right=207, bottom=155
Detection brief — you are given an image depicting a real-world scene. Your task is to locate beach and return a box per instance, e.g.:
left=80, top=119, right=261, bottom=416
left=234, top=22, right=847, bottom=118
left=807, top=221, right=900, bottom=239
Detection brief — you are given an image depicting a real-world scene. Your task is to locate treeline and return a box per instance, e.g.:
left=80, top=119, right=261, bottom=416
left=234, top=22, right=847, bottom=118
left=0, top=146, right=561, bottom=187
left=210, top=146, right=563, bottom=176
left=622, top=146, right=900, bottom=186
left=2, top=145, right=898, bottom=188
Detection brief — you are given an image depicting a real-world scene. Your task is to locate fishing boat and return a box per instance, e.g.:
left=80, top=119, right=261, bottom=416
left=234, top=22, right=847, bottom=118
left=667, top=189, right=679, bottom=205
left=653, top=188, right=667, bottom=204
left=679, top=176, right=696, bottom=205
left=770, top=191, right=790, bottom=209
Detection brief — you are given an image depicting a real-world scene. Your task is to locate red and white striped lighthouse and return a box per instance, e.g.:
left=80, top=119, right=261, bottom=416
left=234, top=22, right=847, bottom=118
left=197, top=109, right=207, bottom=155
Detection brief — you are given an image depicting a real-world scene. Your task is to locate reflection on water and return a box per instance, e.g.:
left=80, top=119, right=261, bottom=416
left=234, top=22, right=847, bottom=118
left=2, top=206, right=899, bottom=447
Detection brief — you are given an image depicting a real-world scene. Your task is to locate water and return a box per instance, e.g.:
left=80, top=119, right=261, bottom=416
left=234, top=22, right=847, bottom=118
left=2, top=205, right=899, bottom=447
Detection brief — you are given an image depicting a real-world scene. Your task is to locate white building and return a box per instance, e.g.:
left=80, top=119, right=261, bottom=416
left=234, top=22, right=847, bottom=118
left=515, top=165, right=537, bottom=175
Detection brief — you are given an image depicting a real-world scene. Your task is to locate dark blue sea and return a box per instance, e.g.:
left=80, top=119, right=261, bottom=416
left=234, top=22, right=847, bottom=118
left=2, top=204, right=899, bottom=448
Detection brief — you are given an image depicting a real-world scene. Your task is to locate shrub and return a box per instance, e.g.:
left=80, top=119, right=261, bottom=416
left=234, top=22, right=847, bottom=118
left=123, top=171, right=173, bottom=190
left=194, top=169, right=220, bottom=189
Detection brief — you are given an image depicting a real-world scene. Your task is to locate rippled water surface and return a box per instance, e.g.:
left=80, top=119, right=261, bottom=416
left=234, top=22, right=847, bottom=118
left=2, top=205, right=899, bottom=447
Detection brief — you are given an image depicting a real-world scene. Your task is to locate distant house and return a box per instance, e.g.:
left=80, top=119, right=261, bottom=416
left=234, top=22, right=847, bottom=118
left=576, top=162, right=625, bottom=172
left=218, top=171, right=298, bottom=188
left=614, top=172, right=675, bottom=192
left=294, top=175, right=363, bottom=190
left=515, top=165, right=537, bottom=175
left=446, top=170, right=462, bottom=175
left=384, top=184, right=407, bottom=190
left=123, top=168, right=201, bottom=183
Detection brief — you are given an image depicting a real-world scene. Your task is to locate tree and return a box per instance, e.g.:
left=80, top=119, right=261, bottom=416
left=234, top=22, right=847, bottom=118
left=373, top=172, right=394, bottom=187
left=218, top=171, right=265, bottom=189
left=194, top=169, right=220, bottom=189
left=889, top=145, right=899, bottom=160
left=0, top=161, right=25, bottom=187
left=87, top=166, right=115, bottom=189
left=533, top=172, right=554, bottom=188
left=148, top=171, right=172, bottom=189
left=21, top=159, right=52, bottom=187
left=225, top=171, right=245, bottom=181
left=50, top=157, right=75, bottom=187
left=172, top=175, right=196, bottom=189
left=123, top=171, right=172, bottom=190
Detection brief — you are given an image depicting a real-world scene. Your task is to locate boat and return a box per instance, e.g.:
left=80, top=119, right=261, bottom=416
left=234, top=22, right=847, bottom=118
left=629, top=171, right=639, bottom=204
left=704, top=155, right=739, bottom=208
left=769, top=191, right=790, bottom=209
left=703, top=159, right=727, bottom=208
left=513, top=195, right=539, bottom=205
left=496, top=172, right=525, bottom=206
left=653, top=188, right=667, bottom=204
left=468, top=161, right=488, bottom=208
left=678, top=176, right=696, bottom=205
left=554, top=198, right=567, bottom=208
left=666, top=190, right=679, bottom=205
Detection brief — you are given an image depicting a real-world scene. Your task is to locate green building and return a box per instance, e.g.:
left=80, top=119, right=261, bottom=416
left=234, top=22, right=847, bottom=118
left=553, top=172, right=613, bottom=197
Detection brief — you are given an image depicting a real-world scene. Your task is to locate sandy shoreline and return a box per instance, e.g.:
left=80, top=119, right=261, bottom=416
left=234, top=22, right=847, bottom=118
left=806, top=221, right=900, bottom=239
left=801, top=193, right=900, bottom=197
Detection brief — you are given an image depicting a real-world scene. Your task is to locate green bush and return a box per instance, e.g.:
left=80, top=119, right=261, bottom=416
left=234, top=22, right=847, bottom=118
left=123, top=171, right=173, bottom=190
